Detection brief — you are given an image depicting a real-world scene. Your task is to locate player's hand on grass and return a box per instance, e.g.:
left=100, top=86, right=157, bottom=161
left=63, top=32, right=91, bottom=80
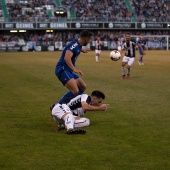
left=81, top=48, right=91, bottom=53
left=99, top=104, right=109, bottom=111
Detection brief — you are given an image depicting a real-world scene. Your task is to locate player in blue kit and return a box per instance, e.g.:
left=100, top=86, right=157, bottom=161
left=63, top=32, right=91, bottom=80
left=137, top=35, right=148, bottom=65
left=50, top=30, right=93, bottom=110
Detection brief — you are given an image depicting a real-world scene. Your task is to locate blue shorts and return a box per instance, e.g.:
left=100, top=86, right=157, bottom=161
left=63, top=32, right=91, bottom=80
left=56, top=69, right=79, bottom=85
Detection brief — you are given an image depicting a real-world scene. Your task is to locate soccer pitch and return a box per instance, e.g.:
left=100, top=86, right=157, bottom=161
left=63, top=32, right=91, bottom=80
left=0, top=50, right=170, bottom=170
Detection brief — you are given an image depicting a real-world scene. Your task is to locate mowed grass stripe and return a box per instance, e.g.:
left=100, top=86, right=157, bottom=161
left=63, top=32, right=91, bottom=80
left=0, top=51, right=170, bottom=170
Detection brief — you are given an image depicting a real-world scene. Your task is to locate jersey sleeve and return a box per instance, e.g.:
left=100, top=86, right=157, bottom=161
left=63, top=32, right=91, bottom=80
left=121, top=42, right=125, bottom=50
left=81, top=94, right=89, bottom=102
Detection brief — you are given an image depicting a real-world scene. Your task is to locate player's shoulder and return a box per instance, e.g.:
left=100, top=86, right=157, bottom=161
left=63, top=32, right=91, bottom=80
left=122, top=40, right=126, bottom=44
left=81, top=94, right=89, bottom=98
left=66, top=39, right=80, bottom=50
left=81, top=94, right=91, bottom=104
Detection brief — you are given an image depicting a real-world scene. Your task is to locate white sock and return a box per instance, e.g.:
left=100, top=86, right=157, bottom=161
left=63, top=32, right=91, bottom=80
left=121, top=66, right=126, bottom=76
left=63, top=113, right=75, bottom=131
left=95, top=56, right=99, bottom=62
left=74, top=118, right=90, bottom=128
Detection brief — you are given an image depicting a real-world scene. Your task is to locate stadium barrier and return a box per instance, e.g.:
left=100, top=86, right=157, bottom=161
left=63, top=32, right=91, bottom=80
left=0, top=22, right=170, bottom=30
left=0, top=35, right=169, bottom=52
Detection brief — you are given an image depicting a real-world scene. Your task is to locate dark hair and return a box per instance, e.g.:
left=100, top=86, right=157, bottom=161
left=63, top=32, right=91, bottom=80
left=91, top=90, right=105, bottom=99
left=125, top=32, right=131, bottom=36
left=80, top=30, right=93, bottom=38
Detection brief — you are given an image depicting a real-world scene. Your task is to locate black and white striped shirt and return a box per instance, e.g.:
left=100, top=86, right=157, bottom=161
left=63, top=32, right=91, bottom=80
left=122, top=41, right=136, bottom=58
left=66, top=94, right=91, bottom=117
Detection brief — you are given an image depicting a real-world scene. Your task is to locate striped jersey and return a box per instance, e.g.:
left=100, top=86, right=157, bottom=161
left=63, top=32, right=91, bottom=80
left=66, top=94, right=91, bottom=117
left=121, top=41, right=136, bottom=58
left=95, top=40, right=102, bottom=50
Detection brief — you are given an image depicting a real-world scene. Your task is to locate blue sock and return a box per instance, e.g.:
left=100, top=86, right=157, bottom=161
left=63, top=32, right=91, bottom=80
left=139, top=56, right=143, bottom=62
left=56, top=88, right=84, bottom=104
left=56, top=91, right=74, bottom=104
left=78, top=88, right=84, bottom=95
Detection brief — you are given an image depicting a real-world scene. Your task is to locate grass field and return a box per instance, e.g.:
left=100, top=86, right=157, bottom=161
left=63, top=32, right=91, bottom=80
left=0, top=50, right=170, bottom=170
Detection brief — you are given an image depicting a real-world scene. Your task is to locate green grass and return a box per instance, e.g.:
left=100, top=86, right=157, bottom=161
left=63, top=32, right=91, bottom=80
left=0, top=50, right=170, bottom=170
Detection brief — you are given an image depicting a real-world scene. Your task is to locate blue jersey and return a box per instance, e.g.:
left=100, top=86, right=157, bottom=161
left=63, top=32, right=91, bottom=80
left=56, top=39, right=82, bottom=75
left=137, top=39, right=147, bottom=50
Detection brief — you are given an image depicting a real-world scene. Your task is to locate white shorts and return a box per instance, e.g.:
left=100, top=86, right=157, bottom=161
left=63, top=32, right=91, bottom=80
left=122, top=56, right=135, bottom=66
left=95, top=50, right=101, bottom=54
left=51, top=104, right=90, bottom=127
left=52, top=103, right=72, bottom=120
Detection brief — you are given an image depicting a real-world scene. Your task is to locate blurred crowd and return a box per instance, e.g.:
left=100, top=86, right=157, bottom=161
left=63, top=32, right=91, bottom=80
left=130, top=0, right=170, bottom=22
left=0, top=0, right=169, bottom=22
left=62, top=0, right=132, bottom=22
left=0, top=30, right=169, bottom=46
left=6, top=0, right=57, bottom=22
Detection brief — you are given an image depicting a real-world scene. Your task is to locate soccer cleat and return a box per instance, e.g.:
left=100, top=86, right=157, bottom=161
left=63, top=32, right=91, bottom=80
left=67, top=129, right=86, bottom=134
left=50, top=104, right=55, bottom=111
left=138, top=61, right=142, bottom=65
left=57, top=123, right=65, bottom=130
left=141, top=62, right=144, bottom=65
left=121, top=75, right=126, bottom=79
left=126, top=74, right=130, bottom=79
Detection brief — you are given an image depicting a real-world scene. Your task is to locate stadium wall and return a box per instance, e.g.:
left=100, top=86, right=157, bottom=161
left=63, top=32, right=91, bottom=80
left=0, top=22, right=169, bottom=52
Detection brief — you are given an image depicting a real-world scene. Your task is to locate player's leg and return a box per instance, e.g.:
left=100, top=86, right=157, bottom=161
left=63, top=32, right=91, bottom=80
left=52, top=104, right=73, bottom=130
left=127, top=57, right=135, bottom=78
left=98, top=50, right=101, bottom=62
left=52, top=104, right=86, bottom=134
left=62, top=112, right=86, bottom=134
left=141, top=49, right=145, bottom=65
left=121, top=56, right=128, bottom=79
left=55, top=71, right=80, bottom=105
left=138, top=49, right=143, bottom=65
left=95, top=50, right=99, bottom=62
left=74, top=116, right=90, bottom=128
left=75, top=76, right=86, bottom=93
left=52, top=104, right=75, bottom=131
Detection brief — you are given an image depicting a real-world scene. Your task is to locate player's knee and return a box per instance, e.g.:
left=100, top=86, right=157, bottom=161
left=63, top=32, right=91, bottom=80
left=84, top=118, right=90, bottom=126
left=82, top=83, right=87, bottom=91
left=86, top=118, right=90, bottom=126
left=71, top=88, right=79, bottom=95
left=78, top=83, right=86, bottom=92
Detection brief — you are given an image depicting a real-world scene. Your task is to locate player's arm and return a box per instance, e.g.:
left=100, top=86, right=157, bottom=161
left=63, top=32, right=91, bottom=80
left=81, top=48, right=91, bottom=53
left=145, top=44, right=148, bottom=50
left=119, top=45, right=124, bottom=56
left=81, top=101, right=109, bottom=111
left=100, top=41, right=104, bottom=46
left=64, top=50, right=83, bottom=76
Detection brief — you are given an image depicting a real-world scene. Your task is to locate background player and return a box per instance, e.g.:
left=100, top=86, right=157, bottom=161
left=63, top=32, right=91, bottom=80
left=52, top=30, right=93, bottom=109
left=117, top=36, right=124, bottom=51
left=94, top=36, right=103, bottom=62
left=120, top=32, right=143, bottom=79
left=51, top=90, right=109, bottom=134
left=137, top=35, right=148, bottom=65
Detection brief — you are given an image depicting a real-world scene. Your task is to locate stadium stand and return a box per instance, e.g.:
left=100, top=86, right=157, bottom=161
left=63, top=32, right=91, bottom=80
left=0, top=0, right=170, bottom=51
left=0, top=2, right=4, bottom=22
left=60, top=0, right=134, bottom=22
left=1, top=0, right=8, bottom=22
left=6, top=0, right=56, bottom=22
left=0, top=0, right=169, bottom=22
left=130, top=0, right=170, bottom=22
left=2, top=0, right=137, bottom=22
